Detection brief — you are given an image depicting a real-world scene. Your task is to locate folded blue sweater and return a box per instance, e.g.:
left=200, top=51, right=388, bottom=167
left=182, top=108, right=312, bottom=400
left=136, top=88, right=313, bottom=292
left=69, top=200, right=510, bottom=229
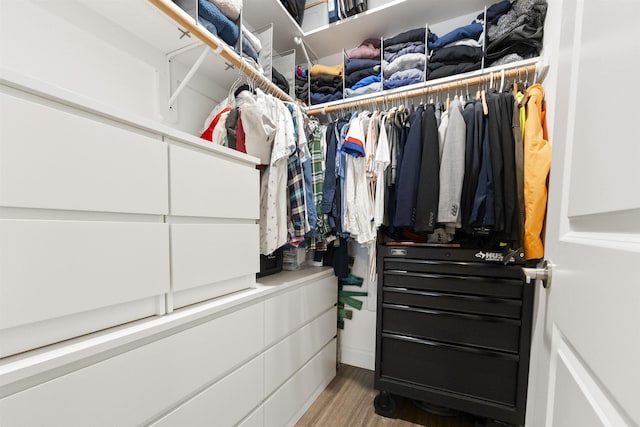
left=429, top=21, right=483, bottom=50
left=198, top=0, right=239, bottom=47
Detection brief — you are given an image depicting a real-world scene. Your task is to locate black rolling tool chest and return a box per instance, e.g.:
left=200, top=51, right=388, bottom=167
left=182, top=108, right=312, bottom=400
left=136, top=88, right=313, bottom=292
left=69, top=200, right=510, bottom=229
left=374, top=244, right=534, bottom=426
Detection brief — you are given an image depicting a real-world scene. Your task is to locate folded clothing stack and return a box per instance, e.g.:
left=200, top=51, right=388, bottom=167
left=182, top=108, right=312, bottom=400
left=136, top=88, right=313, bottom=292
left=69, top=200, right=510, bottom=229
left=196, top=0, right=240, bottom=47
left=345, top=39, right=382, bottom=98
left=485, top=0, right=548, bottom=66
left=271, top=67, right=290, bottom=95
left=309, top=63, right=343, bottom=104
left=295, top=66, right=309, bottom=103
left=426, top=19, right=484, bottom=80
left=382, top=28, right=429, bottom=89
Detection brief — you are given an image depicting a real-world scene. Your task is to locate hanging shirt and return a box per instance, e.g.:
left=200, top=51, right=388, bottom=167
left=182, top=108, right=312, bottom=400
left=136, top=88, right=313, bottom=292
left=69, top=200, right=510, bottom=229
left=259, top=98, right=296, bottom=255
left=437, top=98, right=466, bottom=229
left=374, top=116, right=390, bottom=228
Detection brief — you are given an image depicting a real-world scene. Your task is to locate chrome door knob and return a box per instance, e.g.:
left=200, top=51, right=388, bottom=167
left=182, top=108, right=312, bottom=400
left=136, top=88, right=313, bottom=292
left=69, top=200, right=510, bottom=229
left=522, top=260, right=552, bottom=288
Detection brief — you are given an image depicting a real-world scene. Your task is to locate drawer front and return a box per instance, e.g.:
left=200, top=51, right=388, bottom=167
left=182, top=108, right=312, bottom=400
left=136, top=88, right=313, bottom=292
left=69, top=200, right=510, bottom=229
left=384, top=272, right=523, bottom=299
left=383, top=288, right=522, bottom=319
left=380, top=335, right=518, bottom=406
left=264, top=339, right=337, bottom=427
left=151, top=355, right=263, bottom=427
left=264, top=276, right=337, bottom=346
left=237, top=406, right=263, bottom=427
left=383, top=305, right=520, bottom=353
left=0, top=219, right=169, bottom=330
left=264, top=308, right=336, bottom=395
left=0, top=304, right=264, bottom=427
left=169, top=144, right=259, bottom=219
left=171, top=223, right=259, bottom=292
left=0, top=92, right=168, bottom=214
left=384, top=259, right=522, bottom=280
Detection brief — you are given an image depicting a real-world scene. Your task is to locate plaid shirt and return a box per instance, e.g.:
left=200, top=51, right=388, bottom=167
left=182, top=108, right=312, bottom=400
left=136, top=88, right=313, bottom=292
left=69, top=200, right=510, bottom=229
left=288, top=152, right=306, bottom=246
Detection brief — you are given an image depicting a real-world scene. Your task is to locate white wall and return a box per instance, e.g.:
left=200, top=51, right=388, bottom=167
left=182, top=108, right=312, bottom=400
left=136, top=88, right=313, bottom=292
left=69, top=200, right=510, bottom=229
left=0, top=0, right=225, bottom=135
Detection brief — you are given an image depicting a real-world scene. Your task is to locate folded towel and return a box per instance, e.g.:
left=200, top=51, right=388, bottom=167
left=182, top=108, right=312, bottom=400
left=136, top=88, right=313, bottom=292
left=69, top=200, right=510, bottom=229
left=241, top=25, right=262, bottom=52
left=383, top=28, right=426, bottom=46
left=209, top=0, right=242, bottom=20
left=345, top=65, right=381, bottom=87
left=345, top=82, right=383, bottom=97
left=198, top=0, right=239, bottom=46
left=383, top=78, right=423, bottom=90
left=349, top=39, right=381, bottom=60
left=351, top=74, right=381, bottom=90
left=384, top=43, right=425, bottom=63
left=387, top=68, right=423, bottom=82
left=311, top=91, right=343, bottom=104
left=429, top=45, right=483, bottom=64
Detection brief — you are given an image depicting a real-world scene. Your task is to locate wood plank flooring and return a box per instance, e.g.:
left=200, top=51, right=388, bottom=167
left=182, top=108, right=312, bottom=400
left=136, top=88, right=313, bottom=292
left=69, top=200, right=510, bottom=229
left=296, top=365, right=475, bottom=427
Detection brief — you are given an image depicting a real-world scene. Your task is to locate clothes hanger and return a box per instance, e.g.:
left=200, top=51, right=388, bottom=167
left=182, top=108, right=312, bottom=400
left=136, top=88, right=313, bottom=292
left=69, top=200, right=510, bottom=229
left=499, top=69, right=505, bottom=93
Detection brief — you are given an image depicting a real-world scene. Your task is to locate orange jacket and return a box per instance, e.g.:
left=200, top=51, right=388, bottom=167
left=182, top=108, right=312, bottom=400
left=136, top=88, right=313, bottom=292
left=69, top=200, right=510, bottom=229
left=523, top=83, right=551, bottom=260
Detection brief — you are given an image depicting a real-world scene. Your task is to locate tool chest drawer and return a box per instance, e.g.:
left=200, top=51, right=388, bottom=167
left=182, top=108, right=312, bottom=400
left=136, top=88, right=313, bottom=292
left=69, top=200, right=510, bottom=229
left=375, top=245, right=534, bottom=426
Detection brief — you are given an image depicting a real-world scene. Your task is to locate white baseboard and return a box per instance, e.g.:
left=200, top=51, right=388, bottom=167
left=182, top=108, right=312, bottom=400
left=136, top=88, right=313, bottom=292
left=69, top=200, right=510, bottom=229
left=340, top=345, right=375, bottom=371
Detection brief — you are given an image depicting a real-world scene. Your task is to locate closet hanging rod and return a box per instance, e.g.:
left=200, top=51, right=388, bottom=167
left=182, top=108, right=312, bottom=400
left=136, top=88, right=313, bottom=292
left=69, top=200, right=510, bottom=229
left=305, top=63, right=538, bottom=116
left=148, top=0, right=294, bottom=103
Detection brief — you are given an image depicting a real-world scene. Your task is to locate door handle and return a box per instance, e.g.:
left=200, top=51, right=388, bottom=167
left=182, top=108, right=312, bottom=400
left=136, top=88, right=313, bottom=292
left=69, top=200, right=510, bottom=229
left=522, top=260, right=552, bottom=288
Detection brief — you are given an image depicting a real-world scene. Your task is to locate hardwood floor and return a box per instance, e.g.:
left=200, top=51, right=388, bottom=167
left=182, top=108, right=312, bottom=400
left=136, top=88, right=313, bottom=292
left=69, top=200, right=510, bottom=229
left=296, top=365, right=475, bottom=427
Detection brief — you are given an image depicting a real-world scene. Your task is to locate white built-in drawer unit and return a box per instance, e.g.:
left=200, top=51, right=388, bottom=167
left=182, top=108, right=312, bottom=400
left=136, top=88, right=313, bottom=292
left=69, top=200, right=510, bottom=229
left=0, top=268, right=337, bottom=427
left=0, top=91, right=168, bottom=215
left=168, top=143, right=259, bottom=219
left=265, top=274, right=337, bottom=345
left=0, top=304, right=265, bottom=427
left=170, top=223, right=259, bottom=309
left=0, top=219, right=169, bottom=358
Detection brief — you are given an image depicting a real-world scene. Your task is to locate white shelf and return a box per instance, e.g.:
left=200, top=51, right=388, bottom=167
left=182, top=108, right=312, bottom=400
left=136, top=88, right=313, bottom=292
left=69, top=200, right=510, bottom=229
left=243, top=0, right=488, bottom=63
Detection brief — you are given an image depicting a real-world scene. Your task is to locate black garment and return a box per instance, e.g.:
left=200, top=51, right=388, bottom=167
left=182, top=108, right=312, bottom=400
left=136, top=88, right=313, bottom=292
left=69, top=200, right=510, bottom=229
left=486, top=92, right=505, bottom=232
left=310, top=84, right=341, bottom=95
left=321, top=122, right=338, bottom=216
left=384, top=41, right=424, bottom=54
left=427, top=62, right=481, bottom=80
left=225, top=108, right=239, bottom=150
left=384, top=28, right=426, bottom=47
left=272, top=67, right=290, bottom=94
left=429, top=46, right=483, bottom=64
left=345, top=58, right=380, bottom=74
left=470, top=116, right=495, bottom=228
left=499, top=92, right=518, bottom=240
left=460, top=101, right=478, bottom=232
left=345, top=67, right=380, bottom=87
left=280, top=0, right=305, bottom=25
left=485, top=24, right=544, bottom=60
left=414, top=104, right=440, bottom=233
left=394, top=106, right=424, bottom=228
left=310, top=74, right=342, bottom=86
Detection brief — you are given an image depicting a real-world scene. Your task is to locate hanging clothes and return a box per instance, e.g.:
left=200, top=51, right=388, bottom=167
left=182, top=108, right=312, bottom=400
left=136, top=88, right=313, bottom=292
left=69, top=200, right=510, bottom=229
left=523, top=83, right=551, bottom=259
left=414, top=104, right=440, bottom=233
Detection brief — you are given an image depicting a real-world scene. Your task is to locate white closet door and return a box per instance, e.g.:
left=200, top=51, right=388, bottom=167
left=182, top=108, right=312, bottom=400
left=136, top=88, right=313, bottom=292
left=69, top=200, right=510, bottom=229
left=0, top=91, right=168, bottom=214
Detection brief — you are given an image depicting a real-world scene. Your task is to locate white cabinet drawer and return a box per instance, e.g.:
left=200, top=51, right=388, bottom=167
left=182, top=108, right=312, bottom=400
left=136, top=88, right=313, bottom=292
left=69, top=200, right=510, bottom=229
left=264, top=308, right=336, bottom=396
left=265, top=276, right=337, bottom=346
left=0, top=92, right=168, bottom=214
left=0, top=219, right=169, bottom=357
left=169, top=144, right=259, bottom=219
left=264, top=339, right=337, bottom=427
left=238, top=406, right=264, bottom=427
left=0, top=303, right=265, bottom=427
left=171, top=223, right=258, bottom=293
left=151, top=355, right=263, bottom=427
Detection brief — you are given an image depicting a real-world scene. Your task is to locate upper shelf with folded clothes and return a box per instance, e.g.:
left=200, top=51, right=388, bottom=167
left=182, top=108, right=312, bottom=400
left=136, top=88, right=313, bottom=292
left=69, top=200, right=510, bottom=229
left=243, top=0, right=489, bottom=65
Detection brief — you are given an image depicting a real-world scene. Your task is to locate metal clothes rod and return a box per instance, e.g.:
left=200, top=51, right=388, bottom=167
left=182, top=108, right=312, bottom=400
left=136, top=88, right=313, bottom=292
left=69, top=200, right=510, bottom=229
left=305, top=63, right=537, bottom=116
left=148, top=0, right=294, bottom=103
